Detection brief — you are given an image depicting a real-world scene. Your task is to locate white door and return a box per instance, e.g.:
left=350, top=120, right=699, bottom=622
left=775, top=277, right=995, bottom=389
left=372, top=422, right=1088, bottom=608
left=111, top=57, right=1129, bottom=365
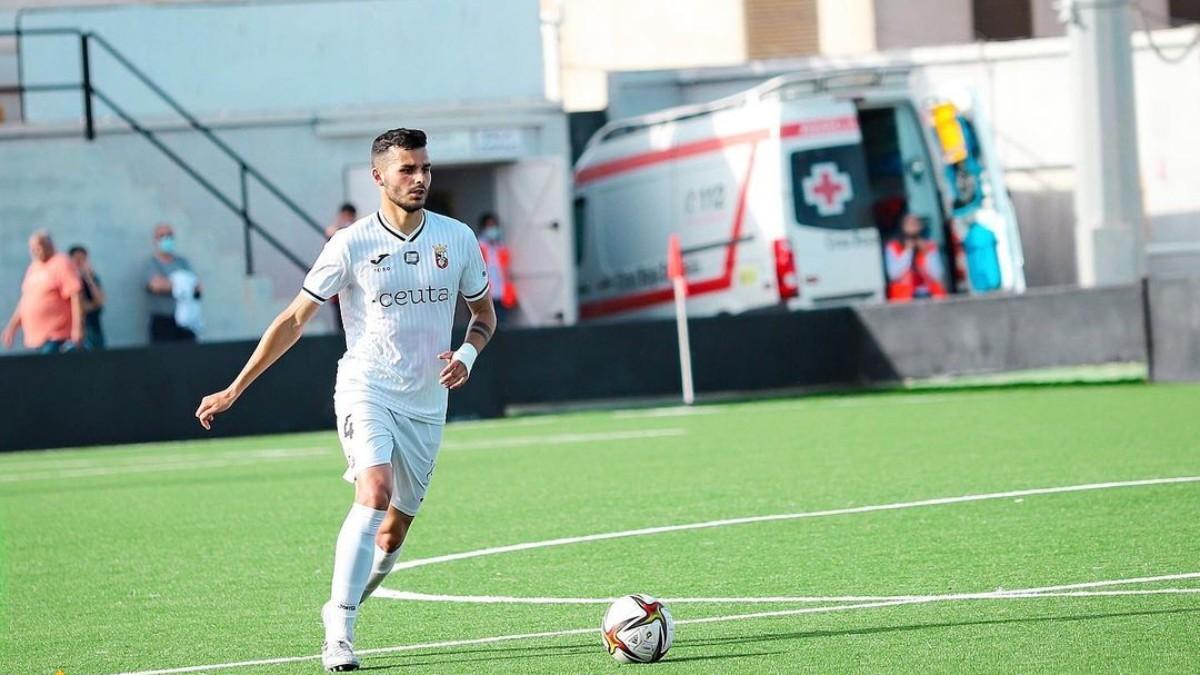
left=495, top=157, right=577, bottom=326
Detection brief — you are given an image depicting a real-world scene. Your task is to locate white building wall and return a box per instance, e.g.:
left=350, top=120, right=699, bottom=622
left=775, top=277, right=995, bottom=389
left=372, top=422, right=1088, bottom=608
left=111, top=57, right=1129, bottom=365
left=817, top=0, right=876, bottom=55
left=17, top=0, right=545, bottom=122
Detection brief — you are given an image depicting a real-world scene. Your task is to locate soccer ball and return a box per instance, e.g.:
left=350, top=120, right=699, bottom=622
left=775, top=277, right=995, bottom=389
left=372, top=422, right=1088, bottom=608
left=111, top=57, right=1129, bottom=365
left=601, top=594, right=675, bottom=663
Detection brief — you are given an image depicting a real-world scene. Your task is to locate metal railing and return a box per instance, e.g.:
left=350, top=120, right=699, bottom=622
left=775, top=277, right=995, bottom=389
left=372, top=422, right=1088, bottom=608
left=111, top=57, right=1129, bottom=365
left=0, top=27, right=321, bottom=275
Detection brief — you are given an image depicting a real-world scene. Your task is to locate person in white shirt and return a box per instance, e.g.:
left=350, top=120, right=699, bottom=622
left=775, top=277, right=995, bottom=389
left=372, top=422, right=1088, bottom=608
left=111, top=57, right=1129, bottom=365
left=194, top=128, right=496, bottom=672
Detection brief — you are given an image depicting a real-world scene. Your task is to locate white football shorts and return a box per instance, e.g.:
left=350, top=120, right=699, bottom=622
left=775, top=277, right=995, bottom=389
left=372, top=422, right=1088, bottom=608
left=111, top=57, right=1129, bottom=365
left=333, top=399, right=444, bottom=516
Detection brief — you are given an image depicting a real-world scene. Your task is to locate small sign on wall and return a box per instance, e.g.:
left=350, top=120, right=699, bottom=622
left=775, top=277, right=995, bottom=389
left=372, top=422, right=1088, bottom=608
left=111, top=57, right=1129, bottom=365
left=475, top=128, right=525, bottom=156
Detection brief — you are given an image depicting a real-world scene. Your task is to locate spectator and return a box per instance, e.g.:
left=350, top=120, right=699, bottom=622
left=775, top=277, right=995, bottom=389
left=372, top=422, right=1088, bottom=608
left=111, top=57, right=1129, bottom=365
left=885, top=212, right=947, bottom=302
left=68, top=245, right=106, bottom=349
left=324, top=202, right=358, bottom=239
left=2, top=230, right=84, bottom=353
left=477, top=212, right=517, bottom=324
left=146, top=223, right=203, bottom=342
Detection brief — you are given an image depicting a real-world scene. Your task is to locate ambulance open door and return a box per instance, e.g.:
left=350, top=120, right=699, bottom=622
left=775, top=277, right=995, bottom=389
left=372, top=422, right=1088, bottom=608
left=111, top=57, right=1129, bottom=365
left=927, top=88, right=1027, bottom=293
left=495, top=157, right=578, bottom=325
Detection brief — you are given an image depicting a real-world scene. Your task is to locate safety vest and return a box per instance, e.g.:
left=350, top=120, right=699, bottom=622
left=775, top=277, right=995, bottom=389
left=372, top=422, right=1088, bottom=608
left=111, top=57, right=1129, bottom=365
left=885, top=239, right=948, bottom=301
left=479, top=240, right=517, bottom=309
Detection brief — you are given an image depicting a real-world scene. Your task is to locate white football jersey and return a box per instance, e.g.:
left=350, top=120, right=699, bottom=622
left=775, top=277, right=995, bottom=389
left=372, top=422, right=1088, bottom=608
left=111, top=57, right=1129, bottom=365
left=302, top=209, right=490, bottom=424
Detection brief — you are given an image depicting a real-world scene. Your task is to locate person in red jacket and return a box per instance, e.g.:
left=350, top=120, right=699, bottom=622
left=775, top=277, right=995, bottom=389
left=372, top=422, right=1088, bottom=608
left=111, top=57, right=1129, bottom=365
left=885, top=212, right=947, bottom=302
left=477, top=212, right=517, bottom=324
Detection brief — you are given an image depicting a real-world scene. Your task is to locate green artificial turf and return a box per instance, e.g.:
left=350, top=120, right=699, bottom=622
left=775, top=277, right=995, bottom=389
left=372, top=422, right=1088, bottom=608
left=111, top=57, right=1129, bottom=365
left=1, top=382, right=1198, bottom=673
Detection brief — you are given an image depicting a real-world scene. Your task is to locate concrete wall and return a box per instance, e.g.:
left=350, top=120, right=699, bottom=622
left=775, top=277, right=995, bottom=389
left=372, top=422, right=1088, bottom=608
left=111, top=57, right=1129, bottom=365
left=855, top=285, right=1146, bottom=379
left=17, top=0, right=544, bottom=122
left=1147, top=276, right=1200, bottom=382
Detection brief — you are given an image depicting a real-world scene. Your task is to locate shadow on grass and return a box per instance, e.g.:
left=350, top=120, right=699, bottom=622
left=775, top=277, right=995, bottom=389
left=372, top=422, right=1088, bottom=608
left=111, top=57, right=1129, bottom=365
left=682, top=606, right=1200, bottom=649
left=362, top=646, right=783, bottom=670
left=358, top=606, right=1200, bottom=670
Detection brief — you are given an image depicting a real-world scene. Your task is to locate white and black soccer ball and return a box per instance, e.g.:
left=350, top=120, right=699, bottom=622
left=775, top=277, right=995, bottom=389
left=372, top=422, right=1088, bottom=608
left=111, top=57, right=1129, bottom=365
left=601, top=593, right=675, bottom=663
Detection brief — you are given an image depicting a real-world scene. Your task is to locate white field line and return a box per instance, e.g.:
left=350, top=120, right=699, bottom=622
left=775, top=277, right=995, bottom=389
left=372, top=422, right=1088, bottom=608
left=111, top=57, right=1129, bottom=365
left=729, top=392, right=1010, bottom=413
left=392, top=475, right=1200, bottom=572
left=446, top=416, right=559, bottom=431
left=607, top=393, right=998, bottom=420
left=0, top=445, right=327, bottom=473
left=1, top=427, right=687, bottom=480
left=441, top=428, right=686, bottom=451
left=0, top=447, right=328, bottom=483
left=114, top=572, right=1200, bottom=675
left=376, top=572, right=1200, bottom=604
left=380, top=588, right=1200, bottom=604
left=613, top=407, right=720, bottom=419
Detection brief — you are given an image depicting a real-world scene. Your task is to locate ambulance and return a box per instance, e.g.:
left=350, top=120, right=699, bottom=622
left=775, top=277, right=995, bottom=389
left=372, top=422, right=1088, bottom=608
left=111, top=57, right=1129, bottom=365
left=573, top=67, right=1026, bottom=321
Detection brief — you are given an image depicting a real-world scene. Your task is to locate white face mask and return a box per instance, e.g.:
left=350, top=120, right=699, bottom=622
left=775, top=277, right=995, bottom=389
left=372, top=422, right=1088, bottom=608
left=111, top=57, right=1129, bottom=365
left=482, top=226, right=500, bottom=241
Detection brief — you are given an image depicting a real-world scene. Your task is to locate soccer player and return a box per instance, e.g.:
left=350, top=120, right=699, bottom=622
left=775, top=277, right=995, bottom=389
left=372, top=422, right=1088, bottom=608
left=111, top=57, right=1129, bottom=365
left=194, top=128, right=496, bottom=672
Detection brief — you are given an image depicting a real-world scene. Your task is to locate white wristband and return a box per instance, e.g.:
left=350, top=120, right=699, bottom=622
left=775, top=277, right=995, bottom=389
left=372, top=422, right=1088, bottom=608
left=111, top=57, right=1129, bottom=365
left=452, top=343, right=479, bottom=374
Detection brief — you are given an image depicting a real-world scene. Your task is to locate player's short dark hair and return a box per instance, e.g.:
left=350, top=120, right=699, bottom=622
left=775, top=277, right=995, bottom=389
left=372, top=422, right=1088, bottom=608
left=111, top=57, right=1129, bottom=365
left=339, top=202, right=357, bottom=216
left=68, top=244, right=87, bottom=256
left=371, top=128, right=427, bottom=163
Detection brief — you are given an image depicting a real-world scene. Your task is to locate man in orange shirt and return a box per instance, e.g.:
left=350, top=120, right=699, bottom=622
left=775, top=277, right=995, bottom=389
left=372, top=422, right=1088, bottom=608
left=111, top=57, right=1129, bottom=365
left=2, top=231, right=84, bottom=354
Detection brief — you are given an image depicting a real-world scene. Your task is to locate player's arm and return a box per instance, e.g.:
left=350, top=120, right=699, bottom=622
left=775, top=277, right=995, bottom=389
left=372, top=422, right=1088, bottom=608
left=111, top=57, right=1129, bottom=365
left=1, top=308, right=20, bottom=349
left=194, top=292, right=321, bottom=429
left=438, top=294, right=496, bottom=390
left=69, top=291, right=84, bottom=346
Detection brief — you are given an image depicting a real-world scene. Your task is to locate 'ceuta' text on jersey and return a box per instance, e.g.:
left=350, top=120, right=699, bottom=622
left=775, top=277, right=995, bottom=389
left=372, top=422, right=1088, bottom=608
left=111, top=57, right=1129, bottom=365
left=302, top=210, right=489, bottom=424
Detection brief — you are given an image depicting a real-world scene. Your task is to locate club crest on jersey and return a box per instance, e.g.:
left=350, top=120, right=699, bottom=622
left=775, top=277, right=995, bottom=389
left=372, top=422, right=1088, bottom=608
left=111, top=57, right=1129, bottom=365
left=434, top=244, right=449, bottom=269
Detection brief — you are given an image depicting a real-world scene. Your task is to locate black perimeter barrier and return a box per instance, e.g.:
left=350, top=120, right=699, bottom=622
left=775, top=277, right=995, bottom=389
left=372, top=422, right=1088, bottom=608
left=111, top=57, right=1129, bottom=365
left=0, top=283, right=1155, bottom=451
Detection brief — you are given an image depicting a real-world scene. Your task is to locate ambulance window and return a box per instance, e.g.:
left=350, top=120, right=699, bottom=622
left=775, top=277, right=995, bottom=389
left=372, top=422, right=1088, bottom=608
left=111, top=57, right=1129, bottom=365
left=572, top=196, right=586, bottom=266
left=789, top=144, right=874, bottom=231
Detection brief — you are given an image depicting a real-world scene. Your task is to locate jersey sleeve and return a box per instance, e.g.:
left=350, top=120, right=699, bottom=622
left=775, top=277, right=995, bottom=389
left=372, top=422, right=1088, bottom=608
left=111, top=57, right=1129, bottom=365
left=460, top=233, right=490, bottom=302
left=302, top=235, right=351, bottom=304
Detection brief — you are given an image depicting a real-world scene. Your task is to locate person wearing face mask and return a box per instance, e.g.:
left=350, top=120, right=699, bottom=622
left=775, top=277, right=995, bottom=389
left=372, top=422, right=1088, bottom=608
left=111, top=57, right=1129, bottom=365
left=145, top=223, right=203, bottom=342
left=477, top=212, right=517, bottom=325
left=885, top=211, right=948, bottom=302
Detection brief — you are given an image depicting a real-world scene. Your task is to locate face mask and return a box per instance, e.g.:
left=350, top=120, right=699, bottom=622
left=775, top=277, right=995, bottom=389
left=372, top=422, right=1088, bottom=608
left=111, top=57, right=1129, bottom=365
left=158, top=235, right=177, bottom=254
left=482, top=226, right=499, bottom=241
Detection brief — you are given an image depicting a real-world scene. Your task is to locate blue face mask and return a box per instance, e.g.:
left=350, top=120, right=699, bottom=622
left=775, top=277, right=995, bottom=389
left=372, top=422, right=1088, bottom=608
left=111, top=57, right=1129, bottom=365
left=158, top=235, right=177, bottom=254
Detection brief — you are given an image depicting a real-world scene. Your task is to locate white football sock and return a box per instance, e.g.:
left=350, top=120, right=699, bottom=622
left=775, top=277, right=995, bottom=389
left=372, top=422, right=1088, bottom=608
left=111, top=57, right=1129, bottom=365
left=325, top=503, right=387, bottom=643
left=360, top=545, right=403, bottom=603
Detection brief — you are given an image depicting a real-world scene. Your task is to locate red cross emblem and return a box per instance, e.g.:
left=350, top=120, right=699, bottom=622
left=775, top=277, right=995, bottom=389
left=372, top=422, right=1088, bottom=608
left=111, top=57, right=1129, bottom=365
left=801, top=162, right=854, bottom=216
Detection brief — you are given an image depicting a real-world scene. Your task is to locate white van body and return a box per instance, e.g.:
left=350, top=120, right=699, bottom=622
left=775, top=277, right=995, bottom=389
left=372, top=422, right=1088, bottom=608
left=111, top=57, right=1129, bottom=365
left=573, top=68, right=1025, bottom=322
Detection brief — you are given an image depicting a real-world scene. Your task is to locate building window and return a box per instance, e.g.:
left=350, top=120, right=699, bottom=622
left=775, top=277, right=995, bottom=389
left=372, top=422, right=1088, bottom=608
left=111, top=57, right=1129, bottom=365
left=1170, top=0, right=1200, bottom=23
left=972, top=0, right=1033, bottom=41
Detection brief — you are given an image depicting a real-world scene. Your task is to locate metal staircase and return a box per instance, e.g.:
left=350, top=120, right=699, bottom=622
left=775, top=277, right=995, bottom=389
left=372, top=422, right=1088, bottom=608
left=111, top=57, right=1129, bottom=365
left=0, top=26, right=322, bottom=276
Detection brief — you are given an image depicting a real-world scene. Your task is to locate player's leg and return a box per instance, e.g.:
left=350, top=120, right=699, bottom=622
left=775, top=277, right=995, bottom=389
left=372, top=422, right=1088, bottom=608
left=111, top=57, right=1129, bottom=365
left=323, top=402, right=397, bottom=671
left=360, top=507, right=413, bottom=602
left=358, top=412, right=443, bottom=602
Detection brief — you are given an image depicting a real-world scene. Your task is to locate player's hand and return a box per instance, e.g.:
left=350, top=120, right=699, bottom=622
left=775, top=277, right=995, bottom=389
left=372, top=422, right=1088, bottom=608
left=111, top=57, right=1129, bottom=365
left=195, top=387, right=239, bottom=430
left=1, top=325, right=14, bottom=349
left=437, top=351, right=470, bottom=390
